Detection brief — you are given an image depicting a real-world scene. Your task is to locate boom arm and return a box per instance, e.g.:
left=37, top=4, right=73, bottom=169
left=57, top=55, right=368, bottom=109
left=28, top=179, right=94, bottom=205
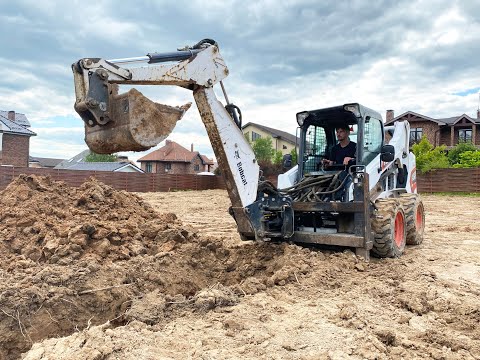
left=72, top=41, right=259, bottom=236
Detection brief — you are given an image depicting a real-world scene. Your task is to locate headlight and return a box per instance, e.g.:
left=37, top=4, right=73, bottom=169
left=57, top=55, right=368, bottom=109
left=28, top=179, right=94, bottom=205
left=344, top=104, right=361, bottom=117
left=296, top=111, right=309, bottom=126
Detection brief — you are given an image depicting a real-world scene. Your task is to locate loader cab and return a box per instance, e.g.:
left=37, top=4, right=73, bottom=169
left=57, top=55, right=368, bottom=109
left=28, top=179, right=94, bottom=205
left=297, top=103, right=384, bottom=178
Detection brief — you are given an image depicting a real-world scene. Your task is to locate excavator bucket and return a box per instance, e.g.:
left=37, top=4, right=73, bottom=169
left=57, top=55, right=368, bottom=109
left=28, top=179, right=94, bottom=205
left=82, top=87, right=191, bottom=154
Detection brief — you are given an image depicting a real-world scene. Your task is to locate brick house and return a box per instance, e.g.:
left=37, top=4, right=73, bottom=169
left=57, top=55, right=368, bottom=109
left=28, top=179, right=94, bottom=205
left=242, top=122, right=299, bottom=155
left=385, top=109, right=480, bottom=148
left=138, top=140, right=214, bottom=174
left=0, top=110, right=36, bottom=167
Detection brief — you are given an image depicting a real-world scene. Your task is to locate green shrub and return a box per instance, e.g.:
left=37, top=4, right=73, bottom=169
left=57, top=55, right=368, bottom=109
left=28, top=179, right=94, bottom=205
left=273, top=150, right=283, bottom=165
left=412, top=137, right=449, bottom=173
left=290, top=147, right=298, bottom=165
left=452, top=151, right=480, bottom=168
left=252, top=137, right=275, bottom=162
left=447, top=141, right=477, bottom=165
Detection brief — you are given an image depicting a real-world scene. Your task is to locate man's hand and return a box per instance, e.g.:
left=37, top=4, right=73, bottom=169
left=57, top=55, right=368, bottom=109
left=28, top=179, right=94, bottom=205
left=322, top=159, right=334, bottom=167
left=343, top=157, right=354, bottom=165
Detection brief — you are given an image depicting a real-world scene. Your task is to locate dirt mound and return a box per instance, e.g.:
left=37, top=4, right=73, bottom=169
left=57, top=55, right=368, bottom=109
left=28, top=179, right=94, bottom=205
left=0, top=174, right=183, bottom=264
left=0, top=176, right=333, bottom=359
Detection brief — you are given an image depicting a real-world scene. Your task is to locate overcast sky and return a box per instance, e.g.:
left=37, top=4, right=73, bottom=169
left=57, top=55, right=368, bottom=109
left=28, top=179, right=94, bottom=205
left=1, top=0, right=479, bottom=162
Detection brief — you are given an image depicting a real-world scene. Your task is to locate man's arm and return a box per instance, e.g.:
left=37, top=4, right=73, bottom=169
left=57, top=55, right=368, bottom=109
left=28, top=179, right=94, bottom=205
left=343, top=142, right=356, bottom=165
left=322, top=145, right=337, bottom=166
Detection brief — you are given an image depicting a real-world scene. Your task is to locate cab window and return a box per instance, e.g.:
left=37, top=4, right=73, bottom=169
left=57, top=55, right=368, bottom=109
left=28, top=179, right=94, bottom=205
left=303, top=125, right=327, bottom=174
left=363, top=118, right=383, bottom=164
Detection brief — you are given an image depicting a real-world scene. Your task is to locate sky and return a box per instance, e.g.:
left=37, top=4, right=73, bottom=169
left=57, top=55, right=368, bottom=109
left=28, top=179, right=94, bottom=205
left=1, top=0, right=479, bottom=163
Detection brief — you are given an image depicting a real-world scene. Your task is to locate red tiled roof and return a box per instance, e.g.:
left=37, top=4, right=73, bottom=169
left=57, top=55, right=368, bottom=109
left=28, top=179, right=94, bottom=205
left=138, top=140, right=208, bottom=163
left=200, top=154, right=214, bottom=165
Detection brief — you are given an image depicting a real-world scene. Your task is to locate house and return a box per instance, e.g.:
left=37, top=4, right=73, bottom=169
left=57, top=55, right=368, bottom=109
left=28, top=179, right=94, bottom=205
left=63, top=162, right=144, bottom=173
left=385, top=109, right=480, bottom=148
left=54, top=149, right=142, bottom=172
left=29, top=156, right=64, bottom=168
left=54, top=149, right=92, bottom=169
left=0, top=110, right=36, bottom=167
left=138, top=140, right=215, bottom=174
left=242, top=122, right=299, bottom=155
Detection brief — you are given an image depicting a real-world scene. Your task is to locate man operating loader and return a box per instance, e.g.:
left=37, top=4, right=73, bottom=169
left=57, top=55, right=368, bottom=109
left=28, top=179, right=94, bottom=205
left=322, top=125, right=356, bottom=167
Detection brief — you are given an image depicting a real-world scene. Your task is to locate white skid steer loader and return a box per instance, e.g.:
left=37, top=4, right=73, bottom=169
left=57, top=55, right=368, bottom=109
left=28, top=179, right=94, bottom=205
left=72, top=39, right=425, bottom=260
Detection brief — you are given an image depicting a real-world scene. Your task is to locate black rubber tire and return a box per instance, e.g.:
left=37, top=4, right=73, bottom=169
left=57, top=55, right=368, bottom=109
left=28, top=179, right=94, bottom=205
left=371, top=198, right=407, bottom=258
left=399, top=194, right=425, bottom=245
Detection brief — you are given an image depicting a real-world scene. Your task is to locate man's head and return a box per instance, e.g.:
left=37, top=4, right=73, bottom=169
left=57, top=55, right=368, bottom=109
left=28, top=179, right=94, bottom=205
left=335, top=125, right=351, bottom=142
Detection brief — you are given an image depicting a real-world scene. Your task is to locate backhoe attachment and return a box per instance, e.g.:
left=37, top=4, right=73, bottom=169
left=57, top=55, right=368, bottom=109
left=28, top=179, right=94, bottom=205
left=72, top=41, right=261, bottom=238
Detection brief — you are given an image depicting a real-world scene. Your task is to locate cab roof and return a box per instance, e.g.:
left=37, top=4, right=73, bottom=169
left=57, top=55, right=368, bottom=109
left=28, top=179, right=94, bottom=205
left=297, top=103, right=383, bottom=128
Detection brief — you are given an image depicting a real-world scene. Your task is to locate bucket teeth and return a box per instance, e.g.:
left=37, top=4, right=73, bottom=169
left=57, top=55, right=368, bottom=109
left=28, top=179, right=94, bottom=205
left=84, top=88, right=191, bottom=154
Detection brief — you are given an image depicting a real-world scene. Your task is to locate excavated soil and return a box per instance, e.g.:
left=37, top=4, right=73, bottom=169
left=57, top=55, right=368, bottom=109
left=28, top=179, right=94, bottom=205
left=0, top=178, right=478, bottom=359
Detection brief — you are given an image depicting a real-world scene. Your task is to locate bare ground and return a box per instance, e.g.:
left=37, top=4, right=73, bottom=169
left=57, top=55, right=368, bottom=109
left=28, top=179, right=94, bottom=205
left=0, top=180, right=478, bottom=359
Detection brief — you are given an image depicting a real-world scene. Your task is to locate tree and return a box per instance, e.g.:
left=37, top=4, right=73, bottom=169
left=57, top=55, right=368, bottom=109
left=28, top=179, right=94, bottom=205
left=252, top=137, right=275, bottom=162
left=273, top=150, right=283, bottom=165
left=447, top=141, right=477, bottom=165
left=290, top=148, right=298, bottom=165
left=85, top=152, right=118, bottom=162
left=411, top=136, right=449, bottom=173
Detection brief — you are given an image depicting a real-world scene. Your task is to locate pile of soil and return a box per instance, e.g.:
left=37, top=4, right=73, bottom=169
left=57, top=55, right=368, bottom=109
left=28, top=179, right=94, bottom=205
left=0, top=175, right=332, bottom=359
left=0, top=174, right=183, bottom=263
left=5, top=178, right=479, bottom=359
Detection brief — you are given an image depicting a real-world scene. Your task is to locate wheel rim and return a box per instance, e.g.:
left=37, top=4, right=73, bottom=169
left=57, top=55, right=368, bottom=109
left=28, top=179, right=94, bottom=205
left=394, top=212, right=405, bottom=247
left=416, top=205, right=424, bottom=232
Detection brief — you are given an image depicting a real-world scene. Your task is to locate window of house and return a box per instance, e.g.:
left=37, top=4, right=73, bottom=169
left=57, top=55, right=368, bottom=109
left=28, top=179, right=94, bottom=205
left=145, top=162, right=152, bottom=173
left=194, top=164, right=200, bottom=171
left=165, top=163, right=171, bottom=170
left=252, top=131, right=261, bottom=141
left=410, top=128, right=423, bottom=144
left=458, top=129, right=472, bottom=143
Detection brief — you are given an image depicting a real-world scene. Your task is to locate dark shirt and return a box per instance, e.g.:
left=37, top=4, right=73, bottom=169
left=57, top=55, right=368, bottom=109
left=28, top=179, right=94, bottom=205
left=329, top=141, right=356, bottom=164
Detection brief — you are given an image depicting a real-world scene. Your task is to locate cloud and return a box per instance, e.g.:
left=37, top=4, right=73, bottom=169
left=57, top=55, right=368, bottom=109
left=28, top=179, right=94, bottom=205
left=1, top=0, right=480, bottom=163
left=30, top=138, right=86, bottom=159
left=34, top=127, right=84, bottom=136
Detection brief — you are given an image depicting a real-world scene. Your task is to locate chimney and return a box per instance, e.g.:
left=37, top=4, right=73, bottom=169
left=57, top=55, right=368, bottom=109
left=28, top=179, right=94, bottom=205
left=165, top=140, right=171, bottom=145
left=386, top=110, right=394, bottom=123
left=477, top=109, right=480, bottom=119
left=191, top=143, right=194, bottom=152
left=7, top=111, right=15, bottom=121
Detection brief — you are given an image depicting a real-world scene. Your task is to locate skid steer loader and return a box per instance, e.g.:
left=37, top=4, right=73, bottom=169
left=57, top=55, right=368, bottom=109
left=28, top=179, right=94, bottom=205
left=72, top=39, right=425, bottom=260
